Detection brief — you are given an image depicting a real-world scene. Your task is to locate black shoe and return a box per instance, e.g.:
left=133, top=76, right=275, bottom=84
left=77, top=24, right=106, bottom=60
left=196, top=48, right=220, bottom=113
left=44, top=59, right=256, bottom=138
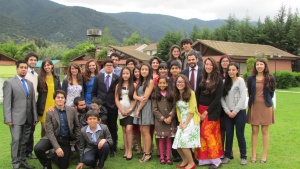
left=110, top=151, right=116, bottom=157
left=42, top=166, right=52, bottom=169
left=26, top=153, right=37, bottom=159
left=173, top=156, right=182, bottom=162
left=19, top=161, right=35, bottom=169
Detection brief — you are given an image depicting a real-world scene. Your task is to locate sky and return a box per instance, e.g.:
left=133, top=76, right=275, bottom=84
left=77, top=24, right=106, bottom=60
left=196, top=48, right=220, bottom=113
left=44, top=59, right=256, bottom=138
left=50, top=0, right=299, bottom=21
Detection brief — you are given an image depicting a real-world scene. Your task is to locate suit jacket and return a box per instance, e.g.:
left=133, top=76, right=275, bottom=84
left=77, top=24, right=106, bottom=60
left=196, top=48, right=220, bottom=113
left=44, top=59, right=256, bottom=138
left=91, top=73, right=119, bottom=109
left=181, top=49, right=203, bottom=71
left=3, top=76, right=37, bottom=125
left=44, top=106, right=80, bottom=150
left=181, top=67, right=202, bottom=101
left=37, top=75, right=61, bottom=116
left=78, top=124, right=113, bottom=162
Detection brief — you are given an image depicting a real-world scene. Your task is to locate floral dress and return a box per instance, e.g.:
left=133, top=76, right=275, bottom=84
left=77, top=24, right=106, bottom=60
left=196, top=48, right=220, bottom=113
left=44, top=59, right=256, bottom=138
left=66, top=84, right=82, bottom=107
left=172, top=100, right=200, bottom=149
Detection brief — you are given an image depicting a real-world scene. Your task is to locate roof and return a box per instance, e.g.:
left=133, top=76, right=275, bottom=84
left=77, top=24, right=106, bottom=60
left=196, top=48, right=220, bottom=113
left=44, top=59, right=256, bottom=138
left=35, top=60, right=60, bottom=68
left=109, top=45, right=153, bottom=61
left=0, top=52, right=17, bottom=62
left=196, top=39, right=298, bottom=58
left=124, top=44, right=147, bottom=51
left=143, top=43, right=157, bottom=51
left=70, top=53, right=94, bottom=61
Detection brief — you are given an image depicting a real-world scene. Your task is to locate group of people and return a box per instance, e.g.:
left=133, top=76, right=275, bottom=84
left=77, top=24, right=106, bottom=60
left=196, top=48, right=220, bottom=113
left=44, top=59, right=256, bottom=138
left=3, top=38, right=276, bottom=169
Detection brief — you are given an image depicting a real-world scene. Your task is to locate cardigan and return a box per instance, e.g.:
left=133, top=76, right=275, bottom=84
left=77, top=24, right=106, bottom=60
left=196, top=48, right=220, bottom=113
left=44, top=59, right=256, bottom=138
left=247, top=75, right=275, bottom=107
left=176, top=91, right=200, bottom=125
left=197, top=77, right=223, bottom=121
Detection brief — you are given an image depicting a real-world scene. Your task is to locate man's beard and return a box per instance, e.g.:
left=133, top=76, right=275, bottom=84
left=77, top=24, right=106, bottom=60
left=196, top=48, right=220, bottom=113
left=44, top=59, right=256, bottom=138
left=77, top=108, right=87, bottom=114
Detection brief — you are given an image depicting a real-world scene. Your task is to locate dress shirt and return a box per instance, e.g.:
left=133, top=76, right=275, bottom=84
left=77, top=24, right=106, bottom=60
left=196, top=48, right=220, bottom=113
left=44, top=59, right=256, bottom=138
left=17, top=75, right=28, bottom=90
left=56, top=107, right=70, bottom=137
left=104, top=73, right=113, bottom=89
left=86, top=124, right=102, bottom=145
left=189, top=65, right=198, bottom=91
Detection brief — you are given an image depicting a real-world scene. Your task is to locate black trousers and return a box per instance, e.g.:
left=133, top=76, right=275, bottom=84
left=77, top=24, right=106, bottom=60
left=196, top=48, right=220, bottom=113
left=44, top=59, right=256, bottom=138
left=25, top=124, right=35, bottom=154
left=82, top=143, right=110, bottom=168
left=104, top=105, right=118, bottom=152
left=34, top=138, right=71, bottom=169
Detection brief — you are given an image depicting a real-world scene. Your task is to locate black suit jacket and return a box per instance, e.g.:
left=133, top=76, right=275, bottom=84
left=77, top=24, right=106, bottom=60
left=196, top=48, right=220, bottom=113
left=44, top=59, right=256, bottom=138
left=181, top=67, right=202, bottom=102
left=181, top=49, right=203, bottom=71
left=91, top=73, right=119, bottom=109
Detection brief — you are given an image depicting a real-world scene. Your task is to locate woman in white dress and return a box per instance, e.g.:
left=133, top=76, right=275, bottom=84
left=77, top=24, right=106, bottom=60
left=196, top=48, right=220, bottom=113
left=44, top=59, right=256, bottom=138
left=172, top=74, right=200, bottom=169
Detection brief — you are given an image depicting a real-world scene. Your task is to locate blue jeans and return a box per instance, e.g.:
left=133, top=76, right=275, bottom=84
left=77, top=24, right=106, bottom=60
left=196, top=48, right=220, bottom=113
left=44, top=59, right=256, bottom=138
left=224, top=109, right=247, bottom=159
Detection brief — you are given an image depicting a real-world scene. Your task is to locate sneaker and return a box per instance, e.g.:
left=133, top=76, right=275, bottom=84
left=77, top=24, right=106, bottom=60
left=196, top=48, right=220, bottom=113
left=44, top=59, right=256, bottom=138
left=221, top=157, right=230, bottom=164
left=240, top=158, right=247, bottom=165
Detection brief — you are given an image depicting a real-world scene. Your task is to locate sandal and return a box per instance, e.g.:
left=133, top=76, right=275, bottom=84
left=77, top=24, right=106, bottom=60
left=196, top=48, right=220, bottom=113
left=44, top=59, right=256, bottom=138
left=260, top=160, right=267, bottom=163
left=166, top=159, right=173, bottom=165
left=251, top=159, right=256, bottom=163
left=160, top=158, right=166, bottom=164
left=139, top=153, right=152, bottom=163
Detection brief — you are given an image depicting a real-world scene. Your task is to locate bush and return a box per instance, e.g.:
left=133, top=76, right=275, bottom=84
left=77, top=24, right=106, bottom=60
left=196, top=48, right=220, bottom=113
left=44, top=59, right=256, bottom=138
left=242, top=72, right=250, bottom=82
left=275, top=71, right=295, bottom=89
left=291, top=72, right=300, bottom=87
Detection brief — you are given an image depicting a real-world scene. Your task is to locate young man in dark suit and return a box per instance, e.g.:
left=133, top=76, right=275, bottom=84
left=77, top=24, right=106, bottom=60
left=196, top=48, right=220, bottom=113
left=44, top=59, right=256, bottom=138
left=92, top=58, right=119, bottom=157
left=181, top=51, right=202, bottom=100
left=3, top=60, right=38, bottom=169
left=181, top=38, right=203, bottom=71
left=34, top=90, right=80, bottom=169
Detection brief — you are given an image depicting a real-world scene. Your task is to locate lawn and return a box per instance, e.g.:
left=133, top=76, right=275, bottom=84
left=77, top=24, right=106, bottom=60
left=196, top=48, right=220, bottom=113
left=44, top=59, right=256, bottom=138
left=1, top=89, right=300, bottom=169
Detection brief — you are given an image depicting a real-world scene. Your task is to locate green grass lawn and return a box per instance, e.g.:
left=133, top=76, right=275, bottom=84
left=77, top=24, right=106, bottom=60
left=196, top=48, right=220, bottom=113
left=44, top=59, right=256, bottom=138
left=1, top=90, right=300, bottom=169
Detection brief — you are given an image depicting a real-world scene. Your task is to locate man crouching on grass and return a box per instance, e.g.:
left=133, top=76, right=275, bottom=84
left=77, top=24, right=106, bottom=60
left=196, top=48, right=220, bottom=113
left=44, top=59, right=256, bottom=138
left=34, top=90, right=80, bottom=169
left=76, top=110, right=113, bottom=169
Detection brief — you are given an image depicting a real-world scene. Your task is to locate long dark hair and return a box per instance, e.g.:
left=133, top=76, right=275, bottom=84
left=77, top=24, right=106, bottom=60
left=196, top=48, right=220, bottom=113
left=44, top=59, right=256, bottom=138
left=200, top=57, right=220, bottom=94
left=149, top=56, right=162, bottom=75
left=219, top=55, right=231, bottom=78
left=136, top=63, right=153, bottom=92
left=38, top=59, right=57, bottom=92
left=223, top=62, right=239, bottom=96
left=117, top=67, right=135, bottom=101
left=251, top=58, right=276, bottom=91
left=133, top=65, right=140, bottom=83
left=152, top=76, right=173, bottom=102
left=83, top=59, right=99, bottom=82
left=66, top=62, right=83, bottom=85
left=174, top=74, right=192, bottom=102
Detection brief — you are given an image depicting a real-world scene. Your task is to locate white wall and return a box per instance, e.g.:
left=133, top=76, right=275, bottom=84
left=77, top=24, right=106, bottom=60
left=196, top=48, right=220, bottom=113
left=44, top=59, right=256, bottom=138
left=0, top=78, right=3, bottom=104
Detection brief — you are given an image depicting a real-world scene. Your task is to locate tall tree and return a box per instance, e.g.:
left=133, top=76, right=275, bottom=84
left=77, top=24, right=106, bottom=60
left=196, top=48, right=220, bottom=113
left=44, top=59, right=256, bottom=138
left=122, top=32, right=151, bottom=46
left=190, top=25, right=202, bottom=41
left=156, top=30, right=183, bottom=61
left=94, top=27, right=118, bottom=47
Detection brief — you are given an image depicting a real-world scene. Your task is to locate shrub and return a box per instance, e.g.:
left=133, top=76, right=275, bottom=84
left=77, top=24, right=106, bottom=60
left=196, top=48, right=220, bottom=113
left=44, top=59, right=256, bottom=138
left=242, top=72, right=250, bottom=82
left=291, top=72, right=300, bottom=87
left=275, top=71, right=295, bottom=89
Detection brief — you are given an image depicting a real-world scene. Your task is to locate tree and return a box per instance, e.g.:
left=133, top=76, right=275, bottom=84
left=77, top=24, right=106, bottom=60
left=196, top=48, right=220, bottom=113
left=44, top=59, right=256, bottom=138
left=156, top=30, right=183, bottom=61
left=122, top=32, right=151, bottom=46
left=15, top=43, right=38, bottom=60
left=62, top=42, right=95, bottom=66
left=94, top=27, right=118, bottom=47
left=36, top=43, right=69, bottom=60
left=0, top=41, right=20, bottom=58
left=190, top=25, right=202, bottom=41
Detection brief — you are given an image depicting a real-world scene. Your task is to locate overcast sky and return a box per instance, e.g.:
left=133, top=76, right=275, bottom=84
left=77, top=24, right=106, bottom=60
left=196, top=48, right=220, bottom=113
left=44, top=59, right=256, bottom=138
left=50, top=0, right=299, bottom=21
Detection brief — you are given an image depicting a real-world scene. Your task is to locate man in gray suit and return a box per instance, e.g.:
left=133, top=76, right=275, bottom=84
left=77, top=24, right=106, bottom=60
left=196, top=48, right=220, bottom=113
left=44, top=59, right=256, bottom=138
left=3, top=60, right=38, bottom=169
left=34, top=90, right=80, bottom=169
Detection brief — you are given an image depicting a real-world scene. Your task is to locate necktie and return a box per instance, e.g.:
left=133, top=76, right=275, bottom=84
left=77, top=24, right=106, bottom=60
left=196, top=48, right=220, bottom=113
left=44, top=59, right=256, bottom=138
left=106, top=75, right=110, bottom=92
left=31, top=70, right=34, bottom=75
left=21, top=78, right=29, bottom=97
left=190, top=68, right=195, bottom=91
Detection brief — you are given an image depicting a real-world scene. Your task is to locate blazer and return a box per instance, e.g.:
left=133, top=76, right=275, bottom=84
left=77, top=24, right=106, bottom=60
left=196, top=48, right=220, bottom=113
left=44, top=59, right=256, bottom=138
left=181, top=66, right=202, bottom=101
left=78, top=124, right=113, bottom=162
left=62, top=77, right=85, bottom=98
left=181, top=49, right=203, bottom=71
left=91, top=73, right=119, bottom=109
left=247, top=75, right=275, bottom=107
left=197, top=77, right=223, bottom=121
left=3, top=76, right=38, bottom=125
left=44, top=106, right=80, bottom=150
left=36, top=75, right=61, bottom=116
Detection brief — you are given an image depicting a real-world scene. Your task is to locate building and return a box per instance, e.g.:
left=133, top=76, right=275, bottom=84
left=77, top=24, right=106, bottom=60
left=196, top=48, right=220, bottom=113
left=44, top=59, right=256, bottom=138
left=193, top=39, right=298, bottom=74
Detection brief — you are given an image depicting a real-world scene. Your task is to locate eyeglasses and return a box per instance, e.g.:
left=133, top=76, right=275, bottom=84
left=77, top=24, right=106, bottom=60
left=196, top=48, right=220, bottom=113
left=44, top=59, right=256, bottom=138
left=221, top=60, right=229, bottom=63
left=105, top=64, right=113, bottom=67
